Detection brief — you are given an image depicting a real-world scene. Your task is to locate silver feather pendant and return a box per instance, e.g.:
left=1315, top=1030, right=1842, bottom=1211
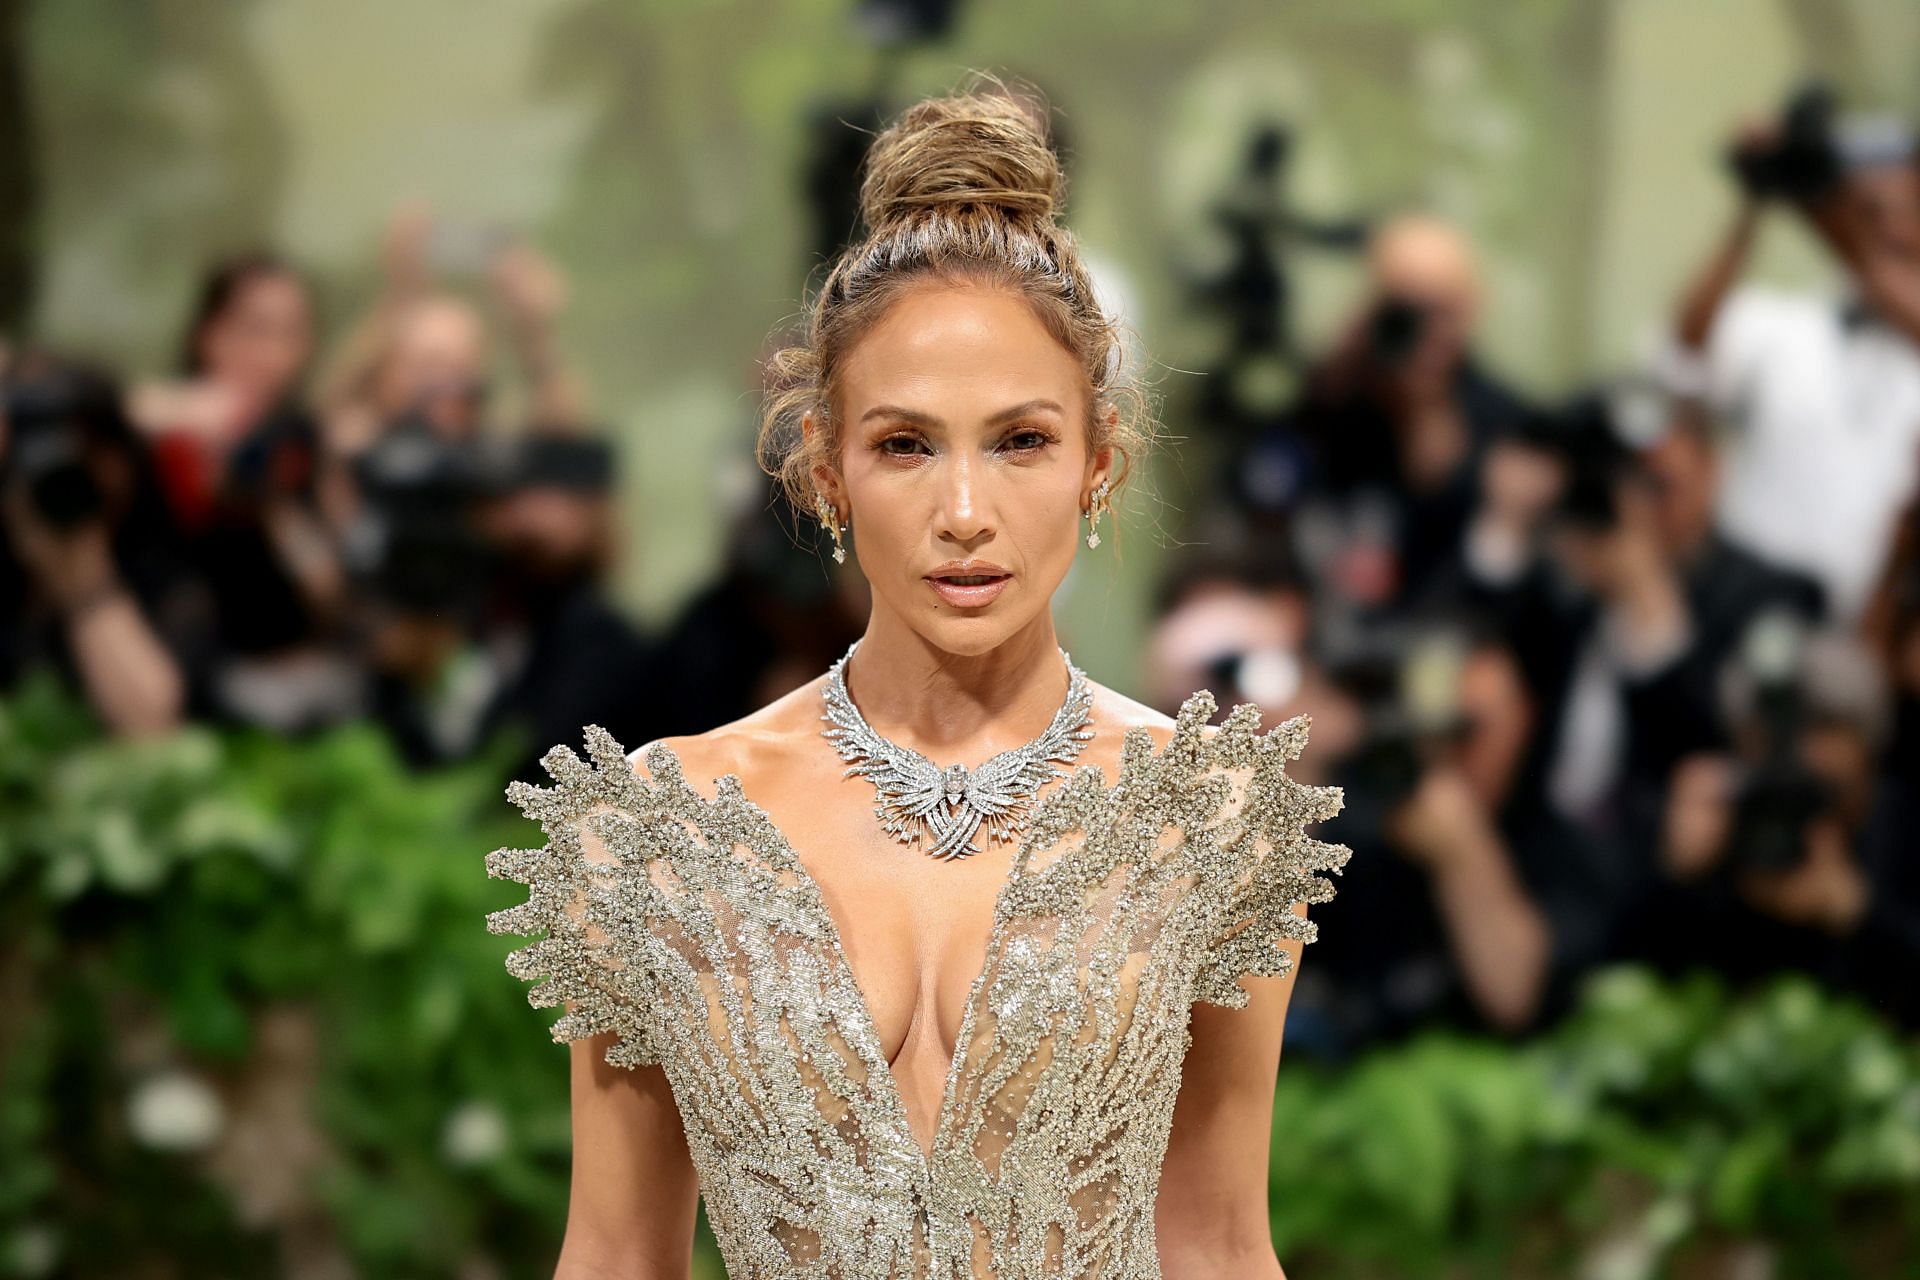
left=819, top=639, right=1097, bottom=860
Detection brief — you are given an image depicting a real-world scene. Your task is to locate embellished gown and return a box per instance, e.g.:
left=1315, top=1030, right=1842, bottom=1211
left=485, top=689, right=1348, bottom=1278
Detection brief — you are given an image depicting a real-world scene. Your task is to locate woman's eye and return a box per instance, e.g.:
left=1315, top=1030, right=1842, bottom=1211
left=1002, top=429, right=1051, bottom=452
left=879, top=435, right=928, bottom=457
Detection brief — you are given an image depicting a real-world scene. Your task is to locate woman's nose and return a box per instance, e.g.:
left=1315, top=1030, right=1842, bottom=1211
left=937, top=453, right=991, bottom=542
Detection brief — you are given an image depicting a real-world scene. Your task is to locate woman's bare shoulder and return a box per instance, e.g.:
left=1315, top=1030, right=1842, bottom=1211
left=623, top=675, right=833, bottom=792
left=1086, top=679, right=1181, bottom=751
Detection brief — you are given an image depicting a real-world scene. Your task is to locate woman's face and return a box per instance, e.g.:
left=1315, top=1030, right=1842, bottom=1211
left=199, top=271, right=314, bottom=404
left=815, top=282, right=1112, bottom=656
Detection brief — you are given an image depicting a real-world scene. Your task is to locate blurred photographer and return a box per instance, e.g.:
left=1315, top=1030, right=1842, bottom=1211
left=318, top=203, right=589, bottom=462
left=1648, top=624, right=1920, bottom=1028
left=1460, top=389, right=1823, bottom=848
left=1661, top=85, right=1920, bottom=621
left=130, top=251, right=358, bottom=731
left=1860, top=493, right=1920, bottom=780
left=1145, top=548, right=1588, bottom=1056
left=1284, top=213, right=1532, bottom=613
left=0, top=349, right=210, bottom=735
left=470, top=432, right=660, bottom=785
left=339, top=417, right=499, bottom=767
left=337, top=419, right=655, bottom=780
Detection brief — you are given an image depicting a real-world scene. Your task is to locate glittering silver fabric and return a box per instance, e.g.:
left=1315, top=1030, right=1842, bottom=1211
left=485, top=689, right=1348, bottom=1278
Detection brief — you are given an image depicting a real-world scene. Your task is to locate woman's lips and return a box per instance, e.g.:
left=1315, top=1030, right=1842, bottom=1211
left=926, top=573, right=1010, bottom=608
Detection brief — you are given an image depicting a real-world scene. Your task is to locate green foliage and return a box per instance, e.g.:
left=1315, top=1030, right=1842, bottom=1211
left=1267, top=969, right=1920, bottom=1277
left=0, top=671, right=615, bottom=1278
left=1, top=675, right=1916, bottom=1277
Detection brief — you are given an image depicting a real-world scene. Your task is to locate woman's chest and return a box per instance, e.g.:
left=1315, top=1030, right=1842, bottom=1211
left=745, top=767, right=1022, bottom=1072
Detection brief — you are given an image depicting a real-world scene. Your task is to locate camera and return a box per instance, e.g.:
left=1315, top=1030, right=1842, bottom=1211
left=1366, top=295, right=1428, bottom=367
left=1203, top=644, right=1305, bottom=713
left=1721, top=611, right=1832, bottom=875
left=1524, top=379, right=1666, bottom=536
left=1324, top=619, right=1469, bottom=847
left=1, top=367, right=120, bottom=531
left=507, top=434, right=615, bottom=494
left=1727, top=82, right=1845, bottom=203
left=1514, top=391, right=1623, bottom=533
left=345, top=418, right=496, bottom=614
left=1194, top=122, right=1369, bottom=436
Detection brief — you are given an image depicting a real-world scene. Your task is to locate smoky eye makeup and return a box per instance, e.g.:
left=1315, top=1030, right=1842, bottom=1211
left=863, top=416, right=1062, bottom=461
left=997, top=424, right=1061, bottom=455
left=874, top=431, right=930, bottom=458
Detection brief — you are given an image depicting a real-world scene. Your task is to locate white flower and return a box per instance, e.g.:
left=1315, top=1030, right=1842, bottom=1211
left=5, top=1222, right=61, bottom=1277
left=126, top=1070, right=225, bottom=1152
left=442, top=1101, right=508, bottom=1166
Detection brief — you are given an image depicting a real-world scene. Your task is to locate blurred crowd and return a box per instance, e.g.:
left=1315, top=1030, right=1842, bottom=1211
left=1153, top=86, right=1920, bottom=1057
left=0, top=203, right=710, bottom=782
left=5, top=87, right=1919, bottom=1064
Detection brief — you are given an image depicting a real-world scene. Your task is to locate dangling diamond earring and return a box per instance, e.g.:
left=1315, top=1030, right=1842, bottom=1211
left=1084, top=478, right=1111, bottom=549
left=815, top=491, right=849, bottom=564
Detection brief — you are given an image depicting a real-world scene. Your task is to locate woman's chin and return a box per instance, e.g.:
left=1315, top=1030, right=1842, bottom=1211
left=911, top=609, right=1053, bottom=658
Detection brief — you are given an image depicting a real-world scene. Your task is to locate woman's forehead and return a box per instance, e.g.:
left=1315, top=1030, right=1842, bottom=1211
left=838, top=286, right=1085, bottom=415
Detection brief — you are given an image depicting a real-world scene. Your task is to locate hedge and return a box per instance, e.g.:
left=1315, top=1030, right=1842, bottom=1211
left=2, top=673, right=1915, bottom=1278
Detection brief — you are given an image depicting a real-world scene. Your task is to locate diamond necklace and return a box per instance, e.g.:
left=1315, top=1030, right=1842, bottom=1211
left=819, top=639, right=1097, bottom=861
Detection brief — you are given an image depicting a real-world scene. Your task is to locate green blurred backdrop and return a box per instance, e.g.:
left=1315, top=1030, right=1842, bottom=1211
left=12, top=0, right=1920, bottom=684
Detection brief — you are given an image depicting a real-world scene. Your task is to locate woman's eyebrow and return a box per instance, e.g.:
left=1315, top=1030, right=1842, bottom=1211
left=860, top=404, right=940, bottom=426
left=987, top=398, right=1065, bottom=424
left=859, top=398, right=1065, bottom=427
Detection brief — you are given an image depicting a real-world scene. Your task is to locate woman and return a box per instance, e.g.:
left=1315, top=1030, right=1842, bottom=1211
left=488, top=78, right=1348, bottom=1279
left=140, top=252, right=322, bottom=542
left=135, top=252, right=355, bottom=728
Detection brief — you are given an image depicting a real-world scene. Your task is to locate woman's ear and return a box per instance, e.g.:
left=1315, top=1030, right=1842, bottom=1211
left=1088, top=404, right=1121, bottom=495
left=803, top=409, right=843, bottom=510
left=1085, top=429, right=1118, bottom=504
left=811, top=464, right=842, bottom=509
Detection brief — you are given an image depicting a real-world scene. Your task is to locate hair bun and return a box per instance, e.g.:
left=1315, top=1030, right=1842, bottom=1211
left=858, top=80, right=1063, bottom=234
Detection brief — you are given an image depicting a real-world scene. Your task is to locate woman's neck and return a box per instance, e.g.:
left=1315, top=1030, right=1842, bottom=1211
left=839, top=610, right=1075, bottom=761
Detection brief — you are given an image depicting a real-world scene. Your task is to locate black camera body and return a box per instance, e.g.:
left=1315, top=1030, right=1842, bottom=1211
left=1325, top=621, right=1468, bottom=848
left=1720, top=615, right=1835, bottom=876
left=1, top=370, right=116, bottom=531
left=346, top=422, right=620, bottom=615
left=1727, top=82, right=1845, bottom=203
left=1366, top=295, right=1428, bottom=368
left=1725, top=753, right=1831, bottom=875
left=1516, top=391, right=1631, bottom=534
left=346, top=419, right=496, bottom=615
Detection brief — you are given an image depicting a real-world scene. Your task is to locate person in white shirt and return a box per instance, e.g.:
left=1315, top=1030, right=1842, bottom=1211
left=1659, top=102, right=1920, bottom=622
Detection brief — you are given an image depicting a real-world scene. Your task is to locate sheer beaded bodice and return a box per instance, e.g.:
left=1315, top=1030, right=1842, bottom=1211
left=486, top=690, right=1347, bottom=1278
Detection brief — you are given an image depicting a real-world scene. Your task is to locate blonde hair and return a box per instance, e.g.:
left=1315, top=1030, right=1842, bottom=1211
left=756, top=71, right=1156, bottom=526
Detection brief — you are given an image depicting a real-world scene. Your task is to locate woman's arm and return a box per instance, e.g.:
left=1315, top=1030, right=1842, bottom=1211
left=547, top=741, right=705, bottom=1278
left=555, top=1034, right=700, bottom=1280
left=1154, top=913, right=1305, bottom=1280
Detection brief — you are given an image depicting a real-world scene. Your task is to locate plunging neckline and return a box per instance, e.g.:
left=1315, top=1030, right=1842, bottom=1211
left=639, top=740, right=1065, bottom=1175
left=492, top=690, right=1357, bottom=1275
